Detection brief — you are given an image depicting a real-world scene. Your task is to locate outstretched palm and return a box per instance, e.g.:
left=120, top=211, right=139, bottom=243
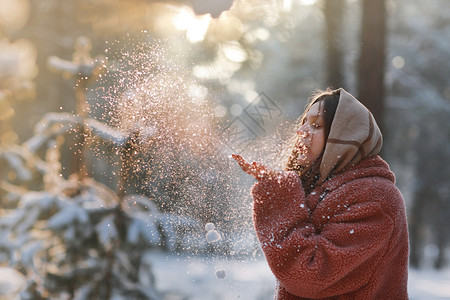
left=232, top=154, right=277, bottom=180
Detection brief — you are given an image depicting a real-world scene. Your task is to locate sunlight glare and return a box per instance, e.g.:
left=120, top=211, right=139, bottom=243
left=173, top=6, right=211, bottom=43
left=221, top=42, right=247, bottom=63
left=0, top=0, right=30, bottom=31
left=187, top=14, right=211, bottom=43
left=283, top=0, right=292, bottom=11
left=299, top=0, right=317, bottom=6
left=173, top=7, right=193, bottom=31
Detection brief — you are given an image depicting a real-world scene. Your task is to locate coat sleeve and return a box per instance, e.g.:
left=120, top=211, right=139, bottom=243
left=252, top=173, right=395, bottom=299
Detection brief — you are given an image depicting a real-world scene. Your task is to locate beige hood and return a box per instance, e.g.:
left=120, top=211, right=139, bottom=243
left=319, top=88, right=383, bottom=182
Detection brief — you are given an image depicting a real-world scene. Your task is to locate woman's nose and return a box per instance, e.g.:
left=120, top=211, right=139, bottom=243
left=297, top=124, right=308, bottom=135
left=297, top=125, right=311, bottom=137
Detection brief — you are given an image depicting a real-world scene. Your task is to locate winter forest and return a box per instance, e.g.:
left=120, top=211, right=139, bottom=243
left=1, top=0, right=450, bottom=299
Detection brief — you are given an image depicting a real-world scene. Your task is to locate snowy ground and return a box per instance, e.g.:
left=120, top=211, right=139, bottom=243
left=147, top=251, right=450, bottom=300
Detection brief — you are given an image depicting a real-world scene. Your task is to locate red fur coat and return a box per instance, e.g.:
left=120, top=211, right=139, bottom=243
left=252, top=156, right=409, bottom=299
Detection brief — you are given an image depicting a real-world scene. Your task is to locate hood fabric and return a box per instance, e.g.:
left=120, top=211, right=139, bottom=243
left=319, top=88, right=383, bottom=183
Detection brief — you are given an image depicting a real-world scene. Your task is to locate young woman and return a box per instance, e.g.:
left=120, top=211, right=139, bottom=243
left=233, top=88, right=409, bottom=299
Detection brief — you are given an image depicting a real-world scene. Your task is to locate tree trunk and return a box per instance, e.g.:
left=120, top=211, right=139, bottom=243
left=324, top=0, right=345, bottom=89
left=358, top=0, right=386, bottom=130
left=409, top=190, right=427, bottom=268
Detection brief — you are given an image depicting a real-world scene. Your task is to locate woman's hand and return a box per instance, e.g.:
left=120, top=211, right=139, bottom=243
left=232, top=154, right=276, bottom=180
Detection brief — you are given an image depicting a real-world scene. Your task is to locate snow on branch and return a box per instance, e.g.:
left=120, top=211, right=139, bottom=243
left=24, top=112, right=128, bottom=153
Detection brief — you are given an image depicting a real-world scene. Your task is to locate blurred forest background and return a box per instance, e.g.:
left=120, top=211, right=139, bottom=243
left=1, top=0, right=450, bottom=299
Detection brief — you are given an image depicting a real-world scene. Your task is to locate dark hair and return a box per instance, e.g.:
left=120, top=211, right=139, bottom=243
left=285, top=88, right=340, bottom=193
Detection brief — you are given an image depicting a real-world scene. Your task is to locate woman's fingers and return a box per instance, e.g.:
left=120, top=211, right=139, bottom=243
left=232, top=154, right=275, bottom=180
left=232, top=154, right=251, bottom=173
left=232, top=154, right=255, bottom=175
left=232, top=154, right=251, bottom=172
left=231, top=154, right=244, bottom=164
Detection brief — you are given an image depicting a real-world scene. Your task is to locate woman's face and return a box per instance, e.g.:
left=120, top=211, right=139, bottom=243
left=293, top=101, right=326, bottom=167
